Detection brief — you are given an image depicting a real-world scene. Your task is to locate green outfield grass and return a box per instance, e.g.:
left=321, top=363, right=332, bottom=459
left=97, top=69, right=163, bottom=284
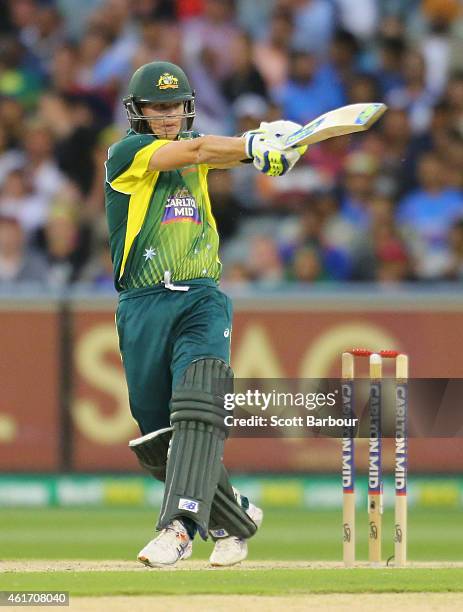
left=2, top=569, right=463, bottom=596
left=0, top=507, right=461, bottom=561
left=1, top=507, right=462, bottom=596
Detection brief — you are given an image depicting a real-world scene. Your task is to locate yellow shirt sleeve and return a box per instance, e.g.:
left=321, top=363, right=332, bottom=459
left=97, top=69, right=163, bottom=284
left=110, top=140, right=170, bottom=195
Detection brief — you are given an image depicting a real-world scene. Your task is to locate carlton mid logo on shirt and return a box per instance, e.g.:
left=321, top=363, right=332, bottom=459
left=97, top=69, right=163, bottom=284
left=162, top=188, right=201, bottom=224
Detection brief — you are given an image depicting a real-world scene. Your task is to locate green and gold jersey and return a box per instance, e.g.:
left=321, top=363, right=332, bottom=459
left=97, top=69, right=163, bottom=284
left=104, top=130, right=221, bottom=291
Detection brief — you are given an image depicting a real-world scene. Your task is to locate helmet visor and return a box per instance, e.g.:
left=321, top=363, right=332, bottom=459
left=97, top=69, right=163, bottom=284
left=123, top=96, right=195, bottom=136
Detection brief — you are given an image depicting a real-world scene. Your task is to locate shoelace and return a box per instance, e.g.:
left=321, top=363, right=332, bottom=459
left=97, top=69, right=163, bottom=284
left=157, top=524, right=187, bottom=544
left=152, top=524, right=189, bottom=561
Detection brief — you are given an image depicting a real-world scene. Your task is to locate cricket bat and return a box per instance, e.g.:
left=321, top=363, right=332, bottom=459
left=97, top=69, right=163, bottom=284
left=281, top=103, right=387, bottom=150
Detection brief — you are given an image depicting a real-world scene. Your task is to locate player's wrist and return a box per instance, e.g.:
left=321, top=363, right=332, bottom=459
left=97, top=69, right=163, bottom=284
left=243, top=131, right=259, bottom=159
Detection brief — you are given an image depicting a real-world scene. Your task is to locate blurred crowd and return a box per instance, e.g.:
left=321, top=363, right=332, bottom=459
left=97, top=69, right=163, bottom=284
left=1, top=0, right=463, bottom=290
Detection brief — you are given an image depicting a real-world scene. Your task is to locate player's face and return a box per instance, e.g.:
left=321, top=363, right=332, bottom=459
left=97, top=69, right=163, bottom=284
left=141, top=103, right=184, bottom=139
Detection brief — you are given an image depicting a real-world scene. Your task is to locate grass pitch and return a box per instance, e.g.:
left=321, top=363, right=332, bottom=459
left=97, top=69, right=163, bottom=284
left=0, top=507, right=461, bottom=597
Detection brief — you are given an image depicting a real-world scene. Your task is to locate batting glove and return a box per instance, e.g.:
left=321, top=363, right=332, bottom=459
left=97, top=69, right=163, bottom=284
left=252, top=142, right=301, bottom=176
left=244, top=131, right=303, bottom=177
left=258, top=120, right=308, bottom=156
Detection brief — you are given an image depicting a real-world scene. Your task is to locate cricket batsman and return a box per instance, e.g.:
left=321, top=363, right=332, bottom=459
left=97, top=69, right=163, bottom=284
left=104, top=61, right=305, bottom=567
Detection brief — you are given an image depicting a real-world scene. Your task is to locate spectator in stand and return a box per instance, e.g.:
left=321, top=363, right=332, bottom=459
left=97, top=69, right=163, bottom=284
left=446, top=72, right=463, bottom=131
left=0, top=123, right=22, bottom=186
left=339, top=152, right=379, bottom=228
left=75, top=27, right=114, bottom=92
left=287, top=0, right=336, bottom=56
left=334, top=0, right=379, bottom=42
left=305, top=135, right=350, bottom=187
left=180, top=0, right=238, bottom=133
left=255, top=144, right=328, bottom=211
left=38, top=93, right=103, bottom=196
left=181, top=0, right=239, bottom=80
left=247, top=235, right=285, bottom=285
left=253, top=9, right=293, bottom=92
left=47, top=0, right=99, bottom=40
left=48, top=43, right=80, bottom=95
left=375, top=14, right=401, bottom=41
left=0, top=98, right=25, bottom=148
left=85, top=0, right=138, bottom=93
left=221, top=32, right=268, bottom=103
left=132, top=17, right=181, bottom=70
left=0, top=213, right=49, bottom=285
left=79, top=221, right=115, bottom=290
left=397, top=151, right=463, bottom=279
left=18, top=4, right=65, bottom=76
left=0, top=37, right=44, bottom=109
left=22, top=120, right=66, bottom=202
left=380, top=1, right=423, bottom=27
left=376, top=108, right=417, bottom=198
left=444, top=133, right=463, bottom=191
left=375, top=238, right=411, bottom=283
left=376, top=36, right=407, bottom=96
left=347, top=73, right=381, bottom=106
left=176, top=0, right=203, bottom=20
left=317, top=29, right=360, bottom=104
left=419, top=0, right=461, bottom=98
left=235, top=0, right=276, bottom=38
left=387, top=48, right=438, bottom=134
left=0, top=168, right=47, bottom=237
left=2, top=0, right=47, bottom=79
left=318, top=190, right=356, bottom=260
left=85, top=125, right=123, bottom=221
left=78, top=237, right=115, bottom=290
left=283, top=203, right=351, bottom=281
left=274, top=50, right=345, bottom=126
left=287, top=245, right=326, bottom=283
left=410, top=101, right=454, bottom=162
left=4, top=0, right=38, bottom=38
left=351, top=195, right=411, bottom=282
left=221, top=261, right=253, bottom=286
left=39, top=199, right=91, bottom=288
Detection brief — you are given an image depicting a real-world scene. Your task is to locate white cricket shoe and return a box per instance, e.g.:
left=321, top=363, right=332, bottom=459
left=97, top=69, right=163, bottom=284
left=209, top=503, right=263, bottom=567
left=209, top=534, right=248, bottom=567
left=138, top=519, right=191, bottom=567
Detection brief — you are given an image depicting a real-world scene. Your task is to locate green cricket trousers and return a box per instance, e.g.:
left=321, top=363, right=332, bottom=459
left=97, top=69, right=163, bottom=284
left=116, top=279, right=233, bottom=434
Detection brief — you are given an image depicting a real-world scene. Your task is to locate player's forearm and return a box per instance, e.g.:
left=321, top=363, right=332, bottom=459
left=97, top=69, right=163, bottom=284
left=196, top=135, right=247, bottom=165
left=148, top=135, right=248, bottom=171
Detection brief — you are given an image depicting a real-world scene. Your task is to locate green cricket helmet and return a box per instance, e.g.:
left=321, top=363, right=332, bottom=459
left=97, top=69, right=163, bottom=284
left=123, top=61, right=195, bottom=134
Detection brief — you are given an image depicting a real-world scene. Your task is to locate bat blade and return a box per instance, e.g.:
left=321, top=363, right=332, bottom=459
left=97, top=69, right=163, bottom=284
left=281, top=103, right=387, bottom=149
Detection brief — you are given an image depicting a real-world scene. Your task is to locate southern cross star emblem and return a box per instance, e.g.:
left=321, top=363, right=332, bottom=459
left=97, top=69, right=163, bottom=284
left=143, top=247, right=156, bottom=261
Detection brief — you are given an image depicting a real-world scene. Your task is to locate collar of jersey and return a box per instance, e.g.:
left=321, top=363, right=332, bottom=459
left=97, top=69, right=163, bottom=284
left=127, top=128, right=194, bottom=141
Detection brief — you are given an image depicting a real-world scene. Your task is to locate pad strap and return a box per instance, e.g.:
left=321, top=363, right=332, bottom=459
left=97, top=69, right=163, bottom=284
left=129, top=427, right=172, bottom=481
